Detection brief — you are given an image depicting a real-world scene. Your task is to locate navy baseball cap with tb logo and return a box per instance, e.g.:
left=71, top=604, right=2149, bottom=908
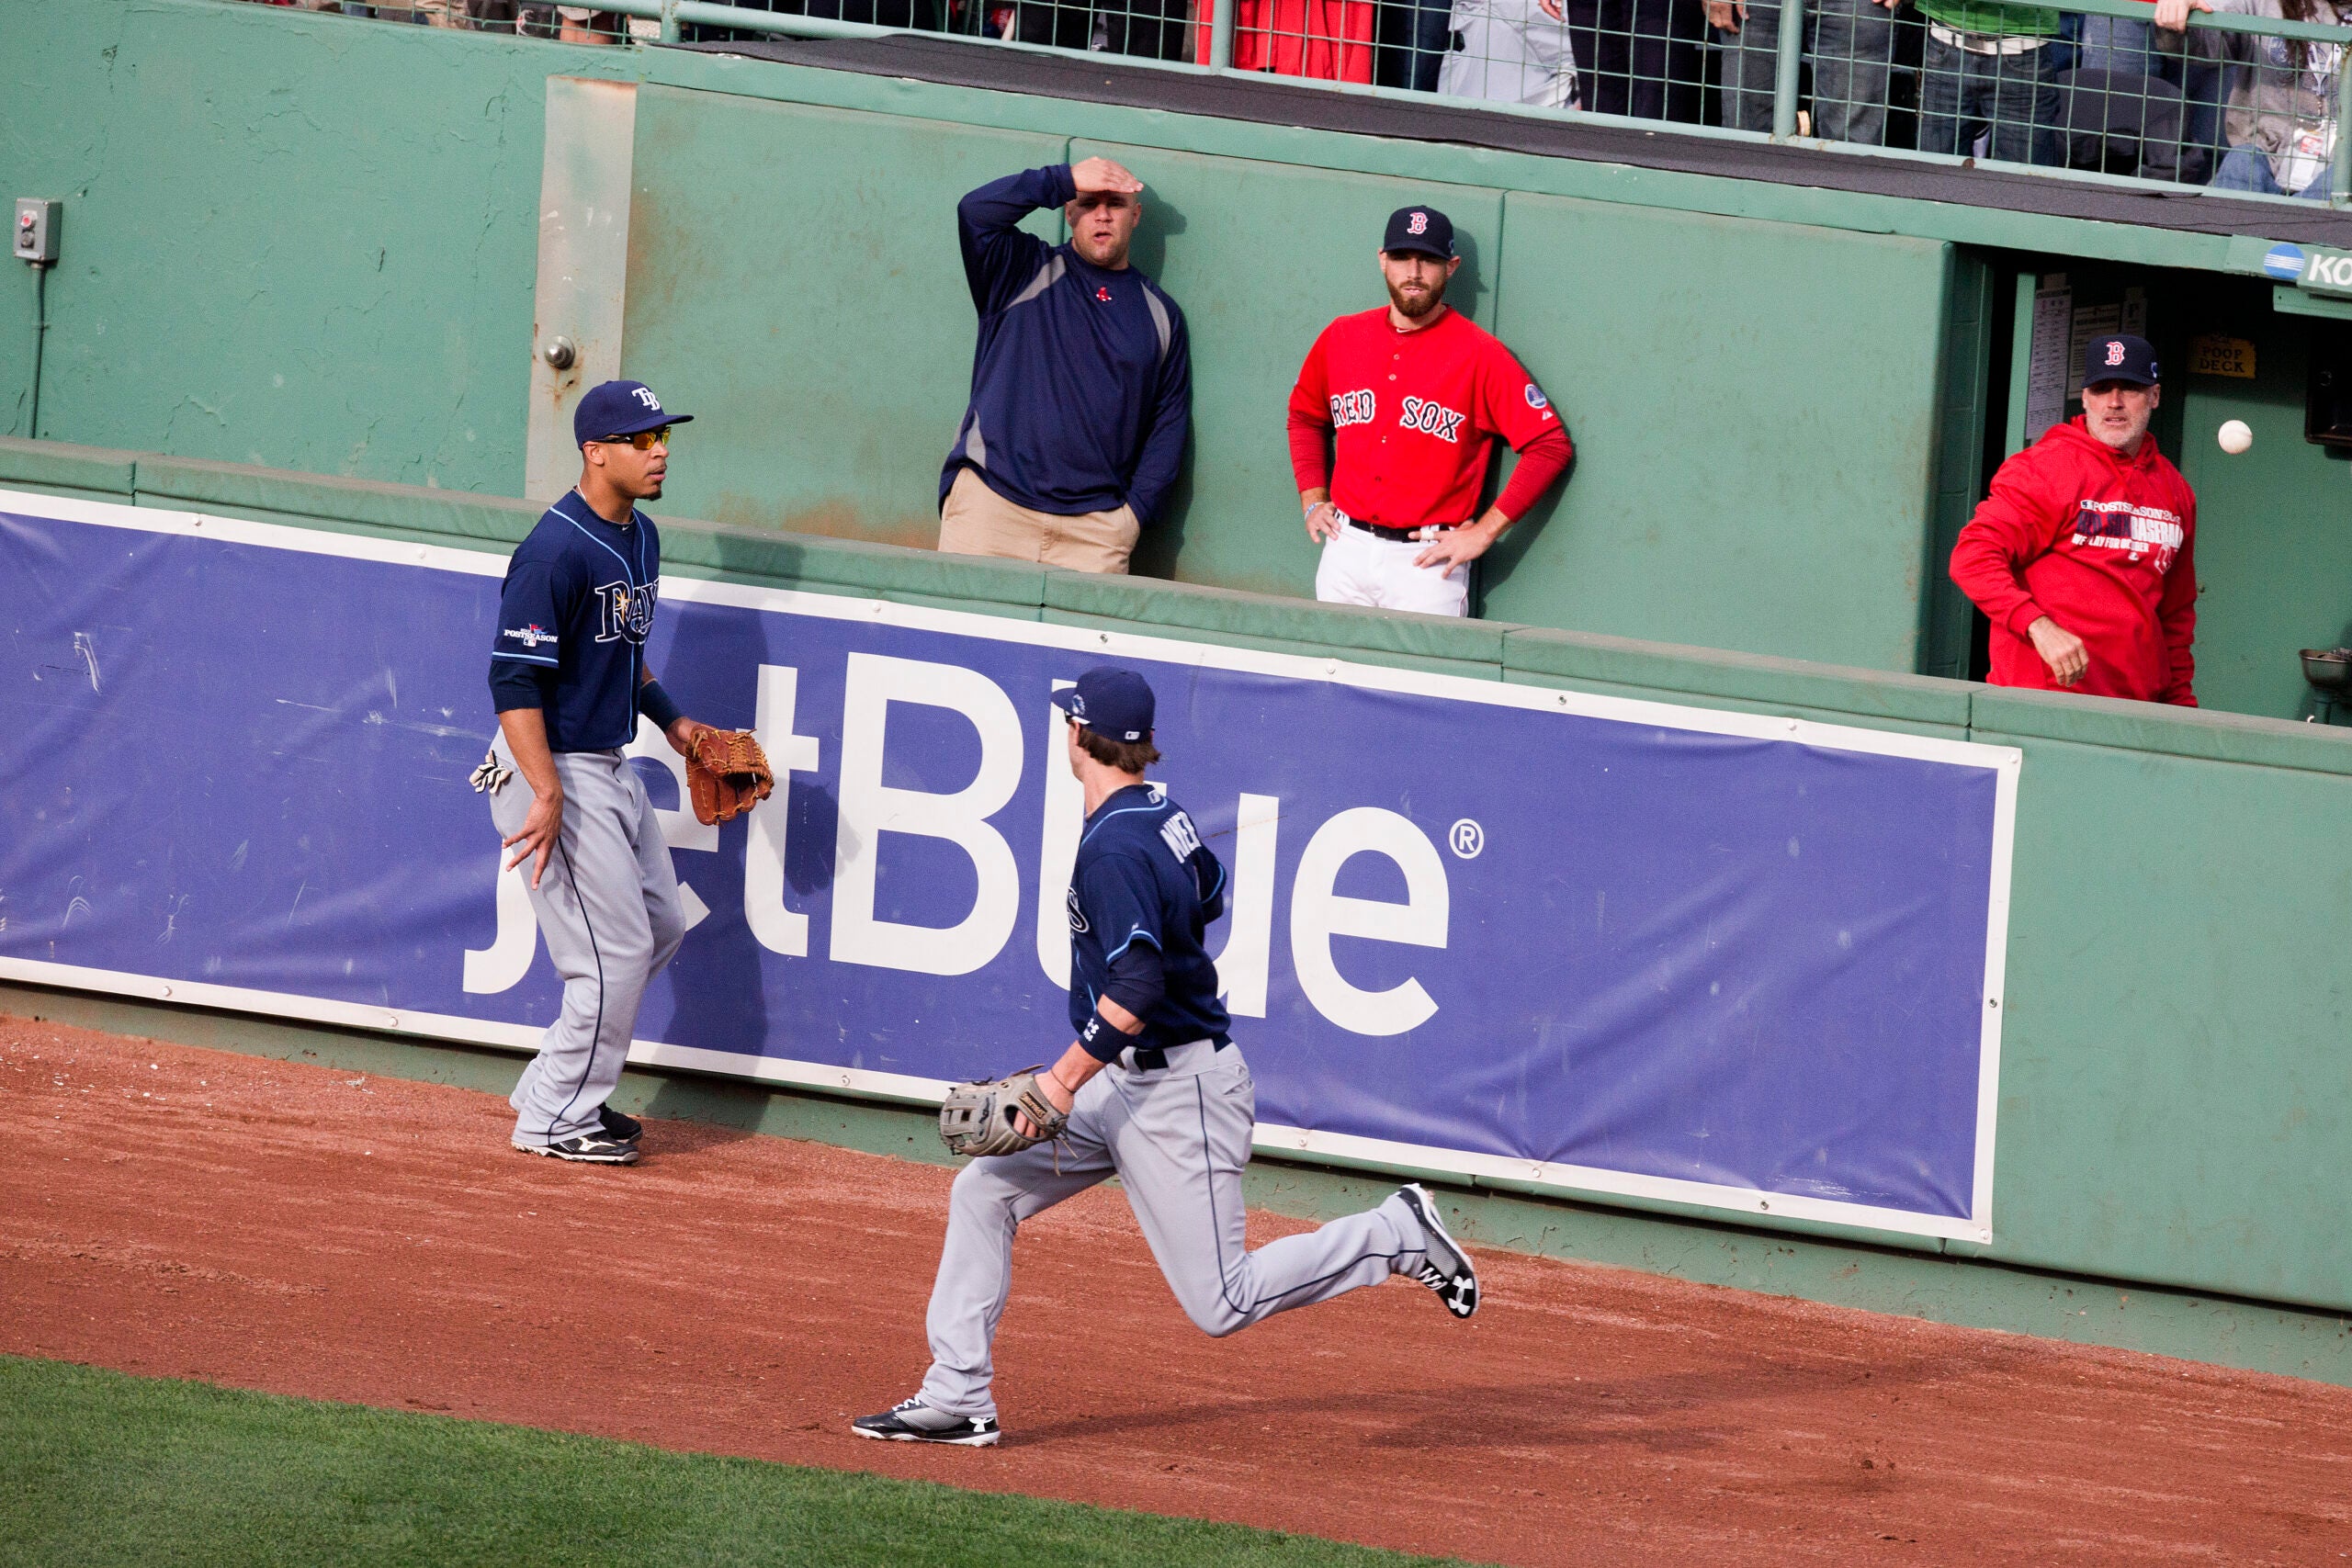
left=2081, top=333, right=2159, bottom=389
left=1382, top=205, right=1455, bottom=261
left=573, top=379, right=695, bottom=448
left=1052, top=668, right=1156, bottom=742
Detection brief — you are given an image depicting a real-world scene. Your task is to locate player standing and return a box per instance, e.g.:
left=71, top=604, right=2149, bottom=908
left=1287, top=206, right=1574, bottom=616
left=477, top=379, right=716, bottom=1164
left=853, top=667, right=1480, bottom=1447
left=1949, top=333, right=2199, bottom=705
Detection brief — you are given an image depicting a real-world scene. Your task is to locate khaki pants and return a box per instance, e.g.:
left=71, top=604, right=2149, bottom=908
left=937, top=468, right=1139, bottom=575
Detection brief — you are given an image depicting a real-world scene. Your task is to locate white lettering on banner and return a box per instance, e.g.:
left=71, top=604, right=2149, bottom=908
left=831, top=652, right=1023, bottom=976
left=2305, top=251, right=2352, bottom=295
left=625, top=716, right=717, bottom=933
left=1035, top=683, right=1085, bottom=989
left=1210, top=792, right=1279, bottom=1018
left=461, top=852, right=539, bottom=994
left=1288, top=807, right=1450, bottom=1036
left=745, top=664, right=824, bottom=957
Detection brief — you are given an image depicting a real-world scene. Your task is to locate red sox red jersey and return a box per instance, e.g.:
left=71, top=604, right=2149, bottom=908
left=1286, top=306, right=1562, bottom=530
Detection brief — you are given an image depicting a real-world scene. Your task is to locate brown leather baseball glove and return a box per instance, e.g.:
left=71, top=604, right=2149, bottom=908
left=686, top=728, right=775, bottom=826
left=939, top=1067, right=1069, bottom=1158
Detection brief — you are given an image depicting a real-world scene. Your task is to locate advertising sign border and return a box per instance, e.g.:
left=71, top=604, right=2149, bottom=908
left=0, top=489, right=2018, bottom=1243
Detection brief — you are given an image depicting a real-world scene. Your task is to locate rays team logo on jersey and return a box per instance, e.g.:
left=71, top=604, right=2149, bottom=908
left=501, top=623, right=558, bottom=650
left=1400, top=396, right=1467, bottom=443
left=1524, top=383, right=1549, bottom=411
left=1407, top=211, right=1429, bottom=235
left=1329, top=389, right=1377, bottom=428
left=1065, top=885, right=1090, bottom=933
left=595, top=580, right=657, bottom=644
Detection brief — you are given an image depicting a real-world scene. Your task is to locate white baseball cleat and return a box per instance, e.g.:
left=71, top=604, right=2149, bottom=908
left=852, top=1396, right=1002, bottom=1447
left=1396, top=1183, right=1479, bottom=1319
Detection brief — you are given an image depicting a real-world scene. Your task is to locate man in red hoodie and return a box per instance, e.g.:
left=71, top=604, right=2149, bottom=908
left=1950, top=333, right=2199, bottom=705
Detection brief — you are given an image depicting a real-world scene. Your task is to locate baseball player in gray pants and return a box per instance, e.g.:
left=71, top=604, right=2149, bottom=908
left=478, top=378, right=715, bottom=1165
left=854, top=668, right=1481, bottom=1447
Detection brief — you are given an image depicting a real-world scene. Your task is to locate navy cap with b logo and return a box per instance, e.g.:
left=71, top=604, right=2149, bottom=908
left=2082, top=333, right=2159, bottom=389
left=1051, top=667, right=1156, bottom=743
left=573, top=379, right=695, bottom=448
left=1382, top=206, right=1455, bottom=262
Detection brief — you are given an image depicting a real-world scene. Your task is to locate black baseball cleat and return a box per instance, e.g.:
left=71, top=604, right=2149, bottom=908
left=852, top=1397, right=1001, bottom=1448
left=598, top=1104, right=643, bottom=1142
left=1396, top=1183, right=1479, bottom=1319
left=513, top=1131, right=641, bottom=1165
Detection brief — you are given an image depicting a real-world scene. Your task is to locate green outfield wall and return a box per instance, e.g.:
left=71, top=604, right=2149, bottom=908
left=5, top=434, right=2346, bottom=1384
left=7, top=0, right=2349, bottom=723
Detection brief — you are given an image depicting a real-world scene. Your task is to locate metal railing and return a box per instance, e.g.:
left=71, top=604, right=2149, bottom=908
left=260, top=0, right=2352, bottom=208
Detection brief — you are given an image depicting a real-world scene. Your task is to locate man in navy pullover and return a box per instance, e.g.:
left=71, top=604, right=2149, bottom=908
left=936, top=158, right=1191, bottom=575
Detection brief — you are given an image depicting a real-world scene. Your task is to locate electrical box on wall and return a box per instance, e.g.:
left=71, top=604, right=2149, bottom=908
left=2308, top=321, right=2352, bottom=452
left=13, top=197, right=59, bottom=264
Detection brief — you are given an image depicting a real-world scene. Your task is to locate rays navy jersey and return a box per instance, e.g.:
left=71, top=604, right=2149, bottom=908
left=1067, top=784, right=1230, bottom=1049
left=490, top=490, right=660, bottom=752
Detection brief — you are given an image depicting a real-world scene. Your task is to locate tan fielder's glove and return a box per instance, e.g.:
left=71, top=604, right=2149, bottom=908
left=686, top=728, right=775, bottom=826
left=939, top=1068, right=1068, bottom=1157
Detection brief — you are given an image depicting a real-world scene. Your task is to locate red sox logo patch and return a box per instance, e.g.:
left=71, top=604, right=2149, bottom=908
left=1330, top=389, right=1377, bottom=428
left=1095, top=286, right=1113, bottom=302
left=1400, top=396, right=1466, bottom=443
left=1408, top=211, right=1429, bottom=235
left=2105, top=341, right=2126, bottom=367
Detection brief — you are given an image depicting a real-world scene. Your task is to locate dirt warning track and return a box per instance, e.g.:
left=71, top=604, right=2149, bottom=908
left=5, top=1014, right=2348, bottom=1566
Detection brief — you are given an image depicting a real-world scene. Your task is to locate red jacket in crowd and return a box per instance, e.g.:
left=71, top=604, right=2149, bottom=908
left=1949, top=416, right=2199, bottom=706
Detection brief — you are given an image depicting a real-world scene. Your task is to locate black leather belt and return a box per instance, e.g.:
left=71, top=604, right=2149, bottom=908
left=1347, top=519, right=1456, bottom=544
left=1131, top=1036, right=1232, bottom=1070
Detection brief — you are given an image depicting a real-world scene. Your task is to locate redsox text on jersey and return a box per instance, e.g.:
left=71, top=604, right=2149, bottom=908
left=853, top=667, right=1481, bottom=1447
left=475, top=379, right=718, bottom=1165
left=1288, top=205, right=1574, bottom=617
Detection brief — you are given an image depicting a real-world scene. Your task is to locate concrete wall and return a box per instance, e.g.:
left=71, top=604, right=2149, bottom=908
left=7, top=434, right=2348, bottom=1382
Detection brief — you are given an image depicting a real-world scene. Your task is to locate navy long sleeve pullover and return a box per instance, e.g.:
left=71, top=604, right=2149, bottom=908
left=938, top=165, right=1192, bottom=528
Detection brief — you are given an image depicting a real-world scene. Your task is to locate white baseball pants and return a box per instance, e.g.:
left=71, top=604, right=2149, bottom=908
left=1315, top=524, right=1473, bottom=616
left=486, top=739, right=685, bottom=1145
left=917, top=1040, right=1431, bottom=1421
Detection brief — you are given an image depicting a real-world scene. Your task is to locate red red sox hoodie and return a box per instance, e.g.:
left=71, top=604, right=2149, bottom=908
left=1950, top=416, right=2199, bottom=705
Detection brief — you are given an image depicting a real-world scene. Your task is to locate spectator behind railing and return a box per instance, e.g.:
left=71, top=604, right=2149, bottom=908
left=1436, top=0, right=1581, bottom=105
left=1201, top=0, right=1380, bottom=80
left=2167, top=0, right=2349, bottom=197
left=1707, top=0, right=1901, bottom=143
left=2049, top=4, right=2222, bottom=182
left=1917, top=0, right=2065, bottom=164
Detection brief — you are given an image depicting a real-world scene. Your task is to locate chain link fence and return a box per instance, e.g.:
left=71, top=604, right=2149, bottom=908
left=238, top=0, right=2352, bottom=202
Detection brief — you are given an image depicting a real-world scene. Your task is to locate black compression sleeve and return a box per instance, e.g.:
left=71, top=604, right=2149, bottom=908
left=637, top=678, right=684, bottom=733
left=489, top=661, right=553, bottom=714
left=1101, top=940, right=1166, bottom=1023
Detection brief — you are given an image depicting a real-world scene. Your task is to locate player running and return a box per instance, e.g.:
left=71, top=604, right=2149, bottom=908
left=1287, top=206, right=1574, bottom=616
left=852, top=667, right=1480, bottom=1448
left=476, top=379, right=717, bottom=1165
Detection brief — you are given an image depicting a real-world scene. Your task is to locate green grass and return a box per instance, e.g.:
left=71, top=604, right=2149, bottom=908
left=0, top=1356, right=1474, bottom=1567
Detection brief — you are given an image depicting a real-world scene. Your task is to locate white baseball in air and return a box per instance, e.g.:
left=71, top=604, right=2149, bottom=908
left=2218, top=419, right=2254, bottom=455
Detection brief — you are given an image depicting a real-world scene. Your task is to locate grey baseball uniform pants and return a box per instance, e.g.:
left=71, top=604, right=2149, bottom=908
left=1437, top=0, right=1579, bottom=108
left=486, top=738, right=685, bottom=1145
left=918, top=1039, right=1432, bottom=1420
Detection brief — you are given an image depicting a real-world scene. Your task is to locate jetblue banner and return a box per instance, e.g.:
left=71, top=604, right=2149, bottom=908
left=0, top=491, right=2017, bottom=1241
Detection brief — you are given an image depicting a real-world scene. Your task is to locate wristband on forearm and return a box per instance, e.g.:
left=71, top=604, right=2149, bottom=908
left=637, top=679, right=685, bottom=733
left=1077, top=1008, right=1144, bottom=1063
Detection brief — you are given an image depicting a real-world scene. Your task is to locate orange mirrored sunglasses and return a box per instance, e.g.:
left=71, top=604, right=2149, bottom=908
left=594, top=426, right=675, bottom=450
